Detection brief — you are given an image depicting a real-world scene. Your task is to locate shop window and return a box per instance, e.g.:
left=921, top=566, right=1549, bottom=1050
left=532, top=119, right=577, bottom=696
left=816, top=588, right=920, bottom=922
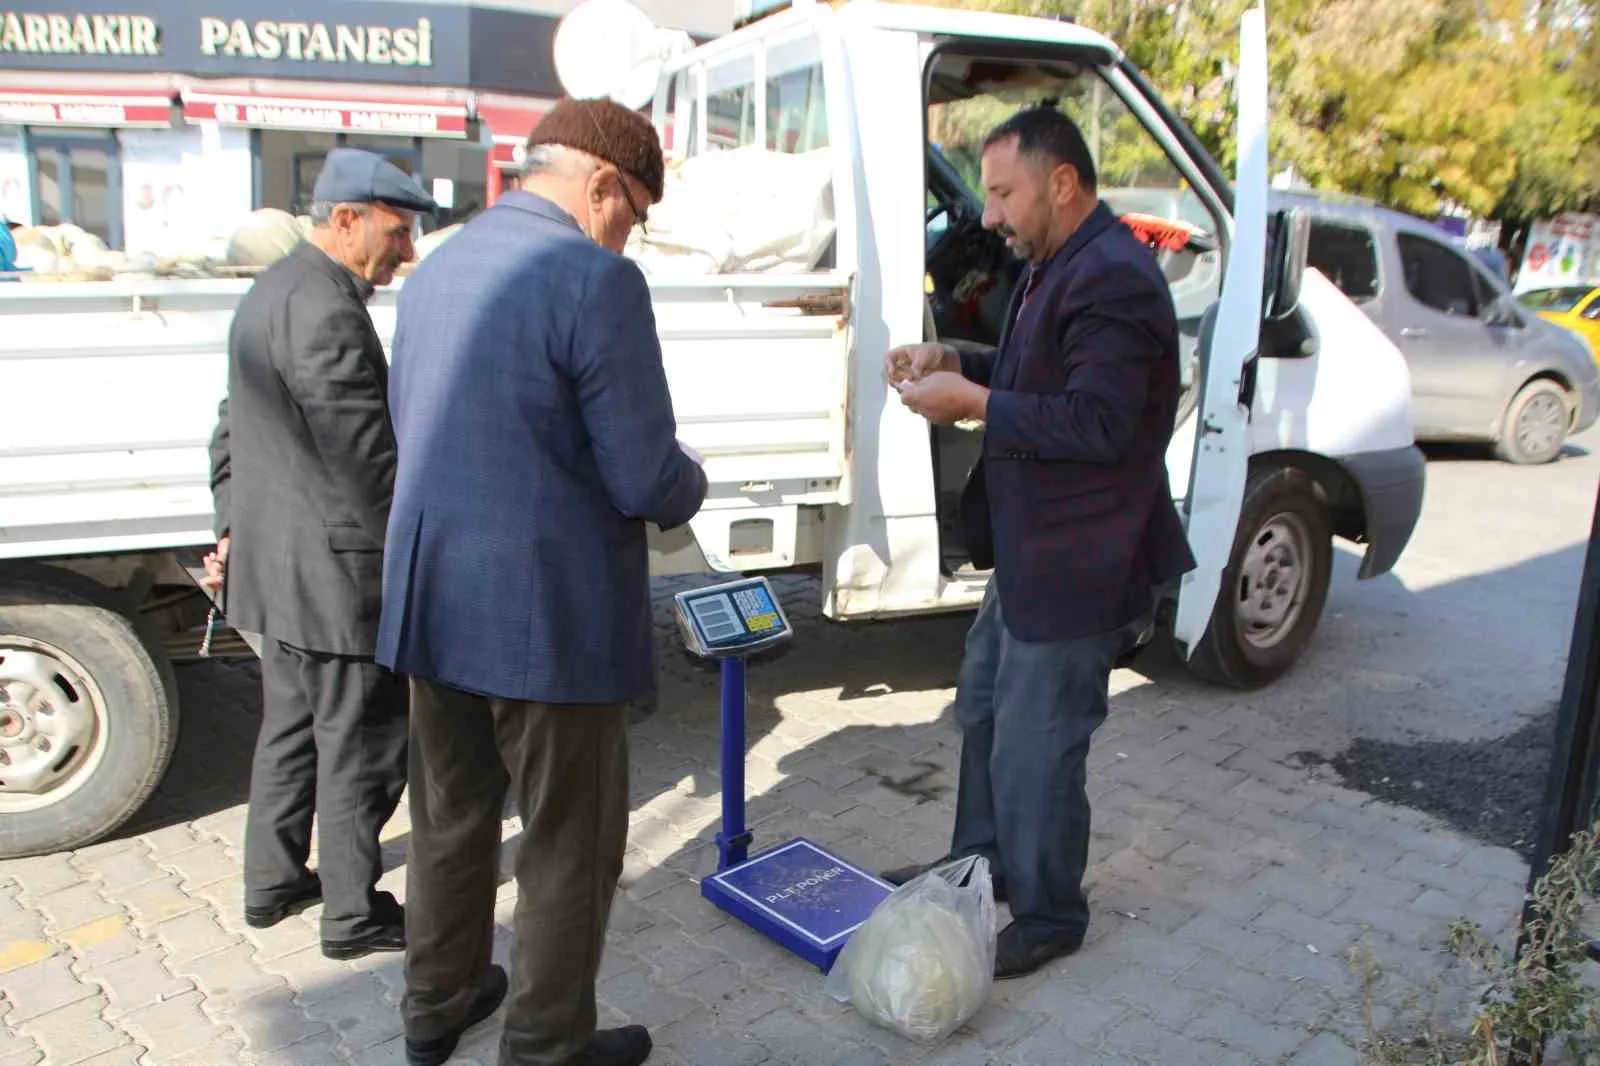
left=257, top=130, right=339, bottom=216
left=257, top=131, right=466, bottom=231
left=30, top=130, right=121, bottom=249
left=420, top=139, right=487, bottom=228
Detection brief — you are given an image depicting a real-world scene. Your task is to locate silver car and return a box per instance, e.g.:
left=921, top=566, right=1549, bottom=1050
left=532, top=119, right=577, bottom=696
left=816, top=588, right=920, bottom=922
left=1277, top=190, right=1600, bottom=464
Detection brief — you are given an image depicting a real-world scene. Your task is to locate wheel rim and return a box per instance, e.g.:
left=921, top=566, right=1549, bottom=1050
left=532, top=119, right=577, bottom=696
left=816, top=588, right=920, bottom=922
left=1516, top=392, right=1566, bottom=459
left=1234, top=511, right=1312, bottom=651
left=0, top=637, right=110, bottom=814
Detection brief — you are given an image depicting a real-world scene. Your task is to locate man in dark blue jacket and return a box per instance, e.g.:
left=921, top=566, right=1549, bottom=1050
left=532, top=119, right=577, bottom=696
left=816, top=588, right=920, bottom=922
left=885, top=107, right=1196, bottom=979
left=379, top=99, right=706, bottom=1066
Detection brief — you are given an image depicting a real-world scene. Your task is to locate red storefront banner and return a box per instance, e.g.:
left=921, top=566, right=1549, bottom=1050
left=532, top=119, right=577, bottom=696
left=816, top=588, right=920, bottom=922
left=477, top=97, right=549, bottom=169
left=183, top=91, right=469, bottom=138
left=0, top=88, right=173, bottom=128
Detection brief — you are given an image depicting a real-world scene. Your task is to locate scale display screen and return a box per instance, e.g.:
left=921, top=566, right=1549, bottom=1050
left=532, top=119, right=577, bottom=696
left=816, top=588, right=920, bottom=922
left=673, top=577, right=792, bottom=659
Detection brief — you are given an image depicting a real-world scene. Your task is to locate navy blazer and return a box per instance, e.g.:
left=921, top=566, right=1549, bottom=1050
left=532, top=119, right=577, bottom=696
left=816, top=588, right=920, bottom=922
left=959, top=202, right=1196, bottom=643
left=377, top=192, right=708, bottom=704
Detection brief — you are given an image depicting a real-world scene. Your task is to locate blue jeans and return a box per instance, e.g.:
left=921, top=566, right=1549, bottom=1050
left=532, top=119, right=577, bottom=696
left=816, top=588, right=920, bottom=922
left=950, top=585, right=1126, bottom=939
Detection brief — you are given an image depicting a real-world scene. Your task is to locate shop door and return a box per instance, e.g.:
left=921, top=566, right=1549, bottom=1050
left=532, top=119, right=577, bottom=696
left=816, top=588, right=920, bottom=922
left=30, top=132, right=122, bottom=249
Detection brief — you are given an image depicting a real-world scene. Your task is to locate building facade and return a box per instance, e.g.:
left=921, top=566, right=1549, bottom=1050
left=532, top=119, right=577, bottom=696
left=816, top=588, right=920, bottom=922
left=0, top=0, right=731, bottom=255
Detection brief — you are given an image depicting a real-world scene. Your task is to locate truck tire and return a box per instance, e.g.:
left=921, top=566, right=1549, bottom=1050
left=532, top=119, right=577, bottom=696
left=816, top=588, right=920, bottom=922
left=0, top=565, right=179, bottom=858
left=1185, top=466, right=1333, bottom=689
left=1495, top=379, right=1571, bottom=465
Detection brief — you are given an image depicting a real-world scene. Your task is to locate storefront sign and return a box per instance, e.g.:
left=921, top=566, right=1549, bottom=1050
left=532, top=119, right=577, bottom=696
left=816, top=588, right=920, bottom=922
left=0, top=2, right=713, bottom=98
left=183, top=93, right=468, bottom=138
left=478, top=99, right=549, bottom=169
left=0, top=1, right=475, bottom=88
left=1515, top=211, right=1600, bottom=294
left=198, top=16, right=432, bottom=68
left=0, top=90, right=172, bottom=127
left=0, top=11, right=161, bottom=55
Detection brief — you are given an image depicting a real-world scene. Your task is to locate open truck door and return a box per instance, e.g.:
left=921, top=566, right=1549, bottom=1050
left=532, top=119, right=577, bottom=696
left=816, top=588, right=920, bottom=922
left=1170, top=4, right=1270, bottom=656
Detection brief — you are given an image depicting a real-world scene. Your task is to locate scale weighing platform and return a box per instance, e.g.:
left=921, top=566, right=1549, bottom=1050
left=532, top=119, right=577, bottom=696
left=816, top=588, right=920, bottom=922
left=673, top=576, right=894, bottom=971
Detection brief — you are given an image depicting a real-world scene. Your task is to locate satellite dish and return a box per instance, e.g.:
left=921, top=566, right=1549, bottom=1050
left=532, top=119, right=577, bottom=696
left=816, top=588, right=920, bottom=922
left=553, top=0, right=692, bottom=111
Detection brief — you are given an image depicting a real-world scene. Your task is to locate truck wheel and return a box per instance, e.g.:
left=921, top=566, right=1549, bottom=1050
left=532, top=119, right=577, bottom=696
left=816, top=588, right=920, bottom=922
left=1495, top=379, right=1571, bottom=465
left=1186, top=466, right=1333, bottom=689
left=0, top=566, right=179, bottom=858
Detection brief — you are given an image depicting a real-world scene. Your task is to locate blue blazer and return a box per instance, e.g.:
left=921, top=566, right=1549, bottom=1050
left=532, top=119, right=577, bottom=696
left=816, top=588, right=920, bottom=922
left=959, top=202, right=1196, bottom=642
left=377, top=192, right=708, bottom=704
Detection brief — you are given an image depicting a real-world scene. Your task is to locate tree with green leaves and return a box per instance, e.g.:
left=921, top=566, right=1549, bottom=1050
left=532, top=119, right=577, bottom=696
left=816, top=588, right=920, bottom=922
left=909, top=0, right=1600, bottom=228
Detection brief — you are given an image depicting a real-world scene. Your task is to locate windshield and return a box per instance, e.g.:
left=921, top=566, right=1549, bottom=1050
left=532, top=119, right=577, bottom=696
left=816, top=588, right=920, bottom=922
left=1517, top=286, right=1593, bottom=313
left=927, top=60, right=1218, bottom=247
left=924, top=52, right=1227, bottom=416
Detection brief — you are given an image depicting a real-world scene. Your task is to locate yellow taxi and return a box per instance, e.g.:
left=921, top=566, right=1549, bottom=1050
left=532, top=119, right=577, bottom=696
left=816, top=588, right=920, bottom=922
left=1517, top=285, right=1600, bottom=362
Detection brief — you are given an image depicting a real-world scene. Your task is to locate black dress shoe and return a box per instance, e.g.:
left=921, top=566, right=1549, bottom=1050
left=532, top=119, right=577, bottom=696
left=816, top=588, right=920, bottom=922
left=993, top=920, right=1083, bottom=980
left=322, top=893, right=406, bottom=960
left=881, top=857, right=1008, bottom=903
left=406, top=965, right=509, bottom=1066
left=244, top=874, right=322, bottom=929
left=569, top=1025, right=653, bottom=1066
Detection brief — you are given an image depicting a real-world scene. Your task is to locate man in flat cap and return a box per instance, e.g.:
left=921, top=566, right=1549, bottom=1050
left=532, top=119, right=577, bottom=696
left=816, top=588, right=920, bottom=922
left=380, top=98, right=705, bottom=1066
left=206, top=146, right=435, bottom=961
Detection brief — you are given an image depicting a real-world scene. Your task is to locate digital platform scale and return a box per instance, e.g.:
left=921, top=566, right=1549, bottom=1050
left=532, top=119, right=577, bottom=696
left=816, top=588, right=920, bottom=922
left=672, top=577, right=894, bottom=971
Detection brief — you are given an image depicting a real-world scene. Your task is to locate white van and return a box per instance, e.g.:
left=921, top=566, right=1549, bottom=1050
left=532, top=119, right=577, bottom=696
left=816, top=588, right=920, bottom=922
left=0, top=0, right=1422, bottom=857
left=629, top=0, right=1424, bottom=689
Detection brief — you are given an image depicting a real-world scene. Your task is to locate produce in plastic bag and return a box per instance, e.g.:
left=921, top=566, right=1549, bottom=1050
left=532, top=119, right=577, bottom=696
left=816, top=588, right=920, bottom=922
left=824, top=855, right=997, bottom=1043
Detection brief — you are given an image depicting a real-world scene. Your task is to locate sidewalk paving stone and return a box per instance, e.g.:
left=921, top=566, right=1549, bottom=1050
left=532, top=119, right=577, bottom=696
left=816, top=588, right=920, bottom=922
left=0, top=575, right=1537, bottom=1065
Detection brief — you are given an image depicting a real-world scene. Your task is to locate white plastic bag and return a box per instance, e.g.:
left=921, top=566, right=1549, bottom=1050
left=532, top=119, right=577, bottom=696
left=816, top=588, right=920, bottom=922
left=824, top=855, right=997, bottom=1044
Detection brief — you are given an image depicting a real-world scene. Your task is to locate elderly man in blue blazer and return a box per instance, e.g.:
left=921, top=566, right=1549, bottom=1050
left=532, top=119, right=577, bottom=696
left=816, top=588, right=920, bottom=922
left=378, top=99, right=706, bottom=1066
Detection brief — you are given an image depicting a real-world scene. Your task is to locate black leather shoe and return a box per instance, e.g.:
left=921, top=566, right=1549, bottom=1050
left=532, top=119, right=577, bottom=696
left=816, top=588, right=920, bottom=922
left=322, top=893, right=406, bottom=960
left=881, top=857, right=1008, bottom=903
left=244, top=874, right=322, bottom=929
left=405, top=964, right=508, bottom=1066
left=569, top=1025, right=653, bottom=1066
left=993, top=920, right=1083, bottom=980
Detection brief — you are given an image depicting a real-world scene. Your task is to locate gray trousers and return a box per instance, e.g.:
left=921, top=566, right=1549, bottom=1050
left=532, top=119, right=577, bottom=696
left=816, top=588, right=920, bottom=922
left=950, top=586, right=1125, bottom=939
left=245, top=639, right=408, bottom=939
left=401, top=676, right=629, bottom=1066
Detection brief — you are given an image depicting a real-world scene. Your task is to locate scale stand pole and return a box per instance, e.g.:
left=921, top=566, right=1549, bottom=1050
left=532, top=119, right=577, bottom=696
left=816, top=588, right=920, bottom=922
left=717, top=657, right=753, bottom=871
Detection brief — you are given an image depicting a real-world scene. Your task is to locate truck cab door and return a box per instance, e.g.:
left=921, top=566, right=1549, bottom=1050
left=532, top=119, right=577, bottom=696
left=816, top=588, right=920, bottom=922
left=1170, top=4, right=1269, bottom=656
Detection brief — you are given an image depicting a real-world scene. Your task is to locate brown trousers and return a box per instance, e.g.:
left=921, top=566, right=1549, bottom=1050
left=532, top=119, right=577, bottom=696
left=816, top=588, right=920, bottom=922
left=401, top=676, right=628, bottom=1066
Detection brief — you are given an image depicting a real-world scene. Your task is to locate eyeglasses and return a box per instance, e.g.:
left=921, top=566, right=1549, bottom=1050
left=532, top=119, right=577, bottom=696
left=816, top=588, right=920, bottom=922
left=614, top=170, right=649, bottom=234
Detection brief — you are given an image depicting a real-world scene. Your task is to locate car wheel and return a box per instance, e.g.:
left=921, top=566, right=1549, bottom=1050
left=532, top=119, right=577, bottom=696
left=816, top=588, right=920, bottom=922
left=1186, top=466, right=1334, bottom=690
left=1496, top=379, right=1571, bottom=465
left=0, top=565, right=180, bottom=858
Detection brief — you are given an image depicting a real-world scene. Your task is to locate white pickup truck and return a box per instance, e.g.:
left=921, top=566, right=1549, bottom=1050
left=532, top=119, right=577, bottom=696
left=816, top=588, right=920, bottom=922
left=0, top=0, right=1425, bottom=858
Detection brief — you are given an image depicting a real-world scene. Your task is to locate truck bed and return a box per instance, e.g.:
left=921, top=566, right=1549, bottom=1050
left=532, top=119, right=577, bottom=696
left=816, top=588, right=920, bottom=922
left=0, top=272, right=854, bottom=570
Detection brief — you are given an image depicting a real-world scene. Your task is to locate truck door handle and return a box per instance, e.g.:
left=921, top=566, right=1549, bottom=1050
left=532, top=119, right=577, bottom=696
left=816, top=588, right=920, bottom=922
left=1400, top=327, right=1428, bottom=338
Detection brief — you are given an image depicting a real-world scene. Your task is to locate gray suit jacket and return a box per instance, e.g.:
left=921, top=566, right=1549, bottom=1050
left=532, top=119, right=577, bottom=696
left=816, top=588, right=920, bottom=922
left=208, top=241, right=396, bottom=656
left=377, top=191, right=707, bottom=704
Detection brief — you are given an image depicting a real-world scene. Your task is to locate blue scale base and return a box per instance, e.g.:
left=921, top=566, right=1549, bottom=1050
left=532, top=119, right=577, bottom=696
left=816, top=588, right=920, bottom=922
left=701, top=837, right=894, bottom=972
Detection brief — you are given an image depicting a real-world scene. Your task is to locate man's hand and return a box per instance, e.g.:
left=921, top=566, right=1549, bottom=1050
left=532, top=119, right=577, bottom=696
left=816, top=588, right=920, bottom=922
left=885, top=342, right=959, bottom=386
left=897, top=371, right=989, bottom=425
left=201, top=536, right=229, bottom=593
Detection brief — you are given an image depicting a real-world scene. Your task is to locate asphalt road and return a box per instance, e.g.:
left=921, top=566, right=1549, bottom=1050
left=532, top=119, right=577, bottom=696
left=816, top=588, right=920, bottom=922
left=1226, top=425, right=1600, bottom=858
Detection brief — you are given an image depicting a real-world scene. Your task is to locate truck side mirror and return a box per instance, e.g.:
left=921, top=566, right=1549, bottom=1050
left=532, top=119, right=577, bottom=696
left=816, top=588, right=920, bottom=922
left=1263, top=207, right=1310, bottom=322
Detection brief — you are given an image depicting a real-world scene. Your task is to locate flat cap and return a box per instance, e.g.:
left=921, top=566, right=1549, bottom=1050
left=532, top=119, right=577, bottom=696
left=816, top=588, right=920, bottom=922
left=313, top=147, right=437, bottom=213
